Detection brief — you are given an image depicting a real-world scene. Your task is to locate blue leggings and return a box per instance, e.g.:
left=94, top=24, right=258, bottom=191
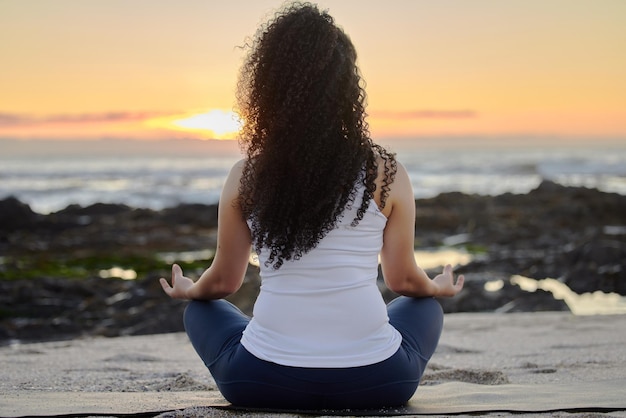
left=183, top=296, right=443, bottom=410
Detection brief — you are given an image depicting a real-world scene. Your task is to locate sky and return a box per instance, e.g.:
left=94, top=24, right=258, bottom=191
left=1, top=0, right=625, bottom=144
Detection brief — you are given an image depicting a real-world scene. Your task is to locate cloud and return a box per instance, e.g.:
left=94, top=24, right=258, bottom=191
left=0, top=109, right=478, bottom=127
left=0, top=111, right=168, bottom=126
left=370, top=110, right=477, bottom=120
left=0, top=113, right=29, bottom=125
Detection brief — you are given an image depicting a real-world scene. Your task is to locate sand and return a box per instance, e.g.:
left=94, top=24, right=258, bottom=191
left=1, top=312, right=625, bottom=418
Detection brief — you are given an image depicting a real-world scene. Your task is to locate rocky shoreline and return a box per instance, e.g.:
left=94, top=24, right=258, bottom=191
left=1, top=180, right=624, bottom=344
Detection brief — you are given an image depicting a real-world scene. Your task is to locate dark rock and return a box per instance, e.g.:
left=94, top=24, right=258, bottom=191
left=1, top=181, right=624, bottom=344
left=560, top=238, right=626, bottom=294
left=0, top=275, right=187, bottom=343
left=56, top=202, right=132, bottom=217
left=0, top=263, right=260, bottom=344
left=160, top=204, right=219, bottom=228
left=0, top=196, right=38, bottom=231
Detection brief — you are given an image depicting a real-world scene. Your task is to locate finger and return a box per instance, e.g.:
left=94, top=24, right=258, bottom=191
left=159, top=277, right=172, bottom=294
left=455, top=274, right=465, bottom=290
left=171, top=263, right=182, bottom=284
left=443, top=264, right=453, bottom=276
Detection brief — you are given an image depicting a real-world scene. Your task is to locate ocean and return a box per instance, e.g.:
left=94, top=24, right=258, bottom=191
left=1, top=138, right=625, bottom=215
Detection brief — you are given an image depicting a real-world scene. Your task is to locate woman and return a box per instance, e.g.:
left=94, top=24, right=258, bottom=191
left=160, top=2, right=464, bottom=410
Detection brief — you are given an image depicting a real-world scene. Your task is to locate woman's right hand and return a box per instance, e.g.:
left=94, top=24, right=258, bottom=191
left=432, top=264, right=465, bottom=297
left=159, top=264, right=196, bottom=300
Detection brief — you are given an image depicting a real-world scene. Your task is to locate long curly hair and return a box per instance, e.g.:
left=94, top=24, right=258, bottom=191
left=236, top=2, right=396, bottom=269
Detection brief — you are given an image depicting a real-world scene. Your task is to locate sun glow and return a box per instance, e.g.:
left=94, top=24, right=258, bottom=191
left=147, top=109, right=241, bottom=139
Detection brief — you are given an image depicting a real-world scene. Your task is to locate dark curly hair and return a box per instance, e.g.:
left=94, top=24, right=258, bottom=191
left=236, top=2, right=397, bottom=269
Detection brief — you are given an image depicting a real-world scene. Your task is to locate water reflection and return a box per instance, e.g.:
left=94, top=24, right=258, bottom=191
left=99, top=267, right=137, bottom=280
left=484, top=279, right=505, bottom=292
left=249, top=252, right=260, bottom=267
left=413, top=249, right=472, bottom=270
left=511, top=275, right=626, bottom=316
left=157, top=249, right=215, bottom=264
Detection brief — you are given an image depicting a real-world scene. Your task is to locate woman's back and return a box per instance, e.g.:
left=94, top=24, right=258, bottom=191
left=241, top=182, right=402, bottom=367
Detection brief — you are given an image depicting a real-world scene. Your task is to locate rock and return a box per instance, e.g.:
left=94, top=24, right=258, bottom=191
left=0, top=275, right=188, bottom=342
left=56, top=202, right=132, bottom=217
left=0, top=265, right=260, bottom=343
left=160, top=204, right=218, bottom=228
left=0, top=197, right=38, bottom=231
left=560, top=238, right=626, bottom=295
left=1, top=181, right=624, bottom=344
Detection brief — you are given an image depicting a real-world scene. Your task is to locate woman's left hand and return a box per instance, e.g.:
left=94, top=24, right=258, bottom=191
left=431, top=264, right=465, bottom=297
left=159, top=264, right=195, bottom=300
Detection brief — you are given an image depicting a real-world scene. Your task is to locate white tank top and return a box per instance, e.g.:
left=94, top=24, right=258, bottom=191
left=241, top=184, right=402, bottom=368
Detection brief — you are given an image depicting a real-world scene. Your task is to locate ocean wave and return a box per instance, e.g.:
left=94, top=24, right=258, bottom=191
left=1, top=142, right=624, bottom=214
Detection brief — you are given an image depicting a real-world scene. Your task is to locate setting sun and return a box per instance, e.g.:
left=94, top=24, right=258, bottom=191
left=146, top=110, right=241, bottom=140
left=173, top=110, right=241, bottom=139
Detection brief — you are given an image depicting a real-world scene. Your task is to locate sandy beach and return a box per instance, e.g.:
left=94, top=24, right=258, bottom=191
left=1, top=311, right=625, bottom=418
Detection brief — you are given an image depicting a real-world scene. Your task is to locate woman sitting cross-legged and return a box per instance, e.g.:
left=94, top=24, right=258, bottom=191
left=160, top=2, right=464, bottom=410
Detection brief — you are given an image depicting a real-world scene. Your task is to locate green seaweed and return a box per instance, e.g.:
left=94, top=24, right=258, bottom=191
left=0, top=252, right=214, bottom=281
left=463, top=243, right=489, bottom=254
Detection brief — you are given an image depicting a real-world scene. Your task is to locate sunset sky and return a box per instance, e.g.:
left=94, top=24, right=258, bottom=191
left=1, top=0, right=625, bottom=143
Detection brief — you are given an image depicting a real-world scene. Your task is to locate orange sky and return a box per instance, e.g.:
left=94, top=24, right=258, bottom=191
left=1, top=0, right=625, bottom=142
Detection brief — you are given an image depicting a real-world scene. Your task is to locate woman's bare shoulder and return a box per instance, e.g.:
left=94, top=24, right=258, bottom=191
left=233, top=158, right=247, bottom=170
left=221, top=159, right=247, bottom=197
left=227, top=159, right=247, bottom=180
